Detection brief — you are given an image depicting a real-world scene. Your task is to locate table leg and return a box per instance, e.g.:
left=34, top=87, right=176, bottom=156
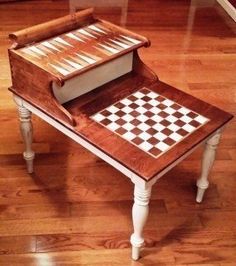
left=130, top=184, right=152, bottom=260
left=196, top=131, right=221, bottom=203
left=14, top=96, right=35, bottom=174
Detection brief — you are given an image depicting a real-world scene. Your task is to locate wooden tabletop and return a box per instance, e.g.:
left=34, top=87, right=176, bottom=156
left=63, top=72, right=233, bottom=181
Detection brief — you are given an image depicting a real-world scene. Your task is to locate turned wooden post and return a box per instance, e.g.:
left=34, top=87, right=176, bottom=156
left=130, top=185, right=152, bottom=260
left=196, top=131, right=221, bottom=203
left=14, top=96, right=35, bottom=174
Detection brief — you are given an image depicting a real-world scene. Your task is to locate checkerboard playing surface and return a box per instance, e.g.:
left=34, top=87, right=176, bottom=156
left=91, top=87, right=209, bottom=158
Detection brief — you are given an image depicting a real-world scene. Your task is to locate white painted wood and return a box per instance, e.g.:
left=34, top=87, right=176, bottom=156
left=196, top=130, right=222, bottom=203
left=13, top=96, right=35, bottom=174
left=130, top=185, right=152, bottom=260
left=52, top=52, right=133, bottom=104
left=217, top=0, right=236, bottom=22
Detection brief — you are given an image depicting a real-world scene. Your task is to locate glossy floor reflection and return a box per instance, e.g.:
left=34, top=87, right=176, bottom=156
left=69, top=0, right=128, bottom=26
left=0, top=0, right=235, bottom=265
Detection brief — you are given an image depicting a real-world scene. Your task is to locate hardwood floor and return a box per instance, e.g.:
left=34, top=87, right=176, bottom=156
left=0, top=0, right=235, bottom=265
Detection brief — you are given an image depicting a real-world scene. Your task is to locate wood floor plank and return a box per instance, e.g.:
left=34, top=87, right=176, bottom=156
left=0, top=212, right=202, bottom=237
left=174, top=248, right=236, bottom=265
left=35, top=232, right=132, bottom=253
left=0, top=203, right=70, bottom=220
left=0, top=236, right=36, bottom=255
left=0, top=248, right=175, bottom=266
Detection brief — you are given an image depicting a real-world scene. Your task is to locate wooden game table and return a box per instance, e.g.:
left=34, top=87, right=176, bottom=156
left=8, top=9, right=233, bottom=260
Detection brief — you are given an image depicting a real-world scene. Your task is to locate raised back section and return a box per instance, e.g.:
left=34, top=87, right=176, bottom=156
left=9, top=8, right=95, bottom=48
left=13, top=19, right=148, bottom=82
left=8, top=9, right=153, bottom=126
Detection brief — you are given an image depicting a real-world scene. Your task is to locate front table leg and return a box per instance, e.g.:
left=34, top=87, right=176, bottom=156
left=14, top=96, right=35, bottom=174
left=196, top=131, right=221, bottom=203
left=130, top=185, right=152, bottom=260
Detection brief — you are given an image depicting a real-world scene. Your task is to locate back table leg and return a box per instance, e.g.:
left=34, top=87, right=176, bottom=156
left=14, top=96, right=35, bottom=174
left=130, top=184, right=152, bottom=260
left=196, top=131, right=222, bottom=203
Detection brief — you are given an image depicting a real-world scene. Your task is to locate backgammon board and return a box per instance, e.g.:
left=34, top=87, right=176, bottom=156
left=16, top=21, right=144, bottom=77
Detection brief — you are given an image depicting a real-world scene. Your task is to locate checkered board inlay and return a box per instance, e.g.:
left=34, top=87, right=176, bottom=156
left=91, top=87, right=209, bottom=158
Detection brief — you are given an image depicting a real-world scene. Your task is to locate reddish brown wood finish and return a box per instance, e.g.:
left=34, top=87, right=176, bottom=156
left=63, top=74, right=233, bottom=181
left=8, top=52, right=76, bottom=126
left=228, top=0, right=236, bottom=8
left=8, top=9, right=150, bottom=127
left=1, top=1, right=236, bottom=264
left=133, top=50, right=158, bottom=82
left=9, top=8, right=95, bottom=48
left=11, top=20, right=149, bottom=82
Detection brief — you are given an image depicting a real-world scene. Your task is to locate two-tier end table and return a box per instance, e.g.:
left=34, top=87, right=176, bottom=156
left=8, top=9, right=233, bottom=260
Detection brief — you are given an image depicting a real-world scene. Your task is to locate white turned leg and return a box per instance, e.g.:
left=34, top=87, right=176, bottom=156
left=196, top=132, right=221, bottom=203
left=130, top=185, right=151, bottom=260
left=14, top=96, right=35, bottom=174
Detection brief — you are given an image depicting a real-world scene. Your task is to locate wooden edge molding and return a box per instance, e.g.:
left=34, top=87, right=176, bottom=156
left=48, top=81, right=76, bottom=126
left=100, top=19, right=151, bottom=47
left=52, top=75, right=65, bottom=87
left=9, top=8, right=95, bottom=48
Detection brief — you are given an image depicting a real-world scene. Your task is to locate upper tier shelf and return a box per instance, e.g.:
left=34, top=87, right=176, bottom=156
left=12, top=19, right=148, bottom=81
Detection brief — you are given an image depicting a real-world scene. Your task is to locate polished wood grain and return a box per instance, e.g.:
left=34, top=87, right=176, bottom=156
left=0, top=0, right=236, bottom=265
left=8, top=51, right=76, bottom=126
left=63, top=73, right=232, bottom=180
left=8, top=9, right=149, bottom=128
left=11, top=18, right=148, bottom=79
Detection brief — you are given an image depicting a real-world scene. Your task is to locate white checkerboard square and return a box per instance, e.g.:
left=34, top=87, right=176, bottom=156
left=108, top=114, right=119, bottom=121
left=123, top=131, right=136, bottom=141
left=123, top=123, right=135, bottom=131
left=135, top=99, right=146, bottom=106
left=137, top=114, right=149, bottom=122
left=139, top=141, right=153, bottom=151
left=122, top=106, right=133, bottom=113
left=93, top=113, right=105, bottom=122
left=107, top=122, right=120, bottom=131
left=156, top=142, right=169, bottom=152
left=137, top=123, right=151, bottom=131
left=139, top=132, right=152, bottom=141
left=120, top=98, right=132, bottom=106
left=107, top=106, right=119, bottom=113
